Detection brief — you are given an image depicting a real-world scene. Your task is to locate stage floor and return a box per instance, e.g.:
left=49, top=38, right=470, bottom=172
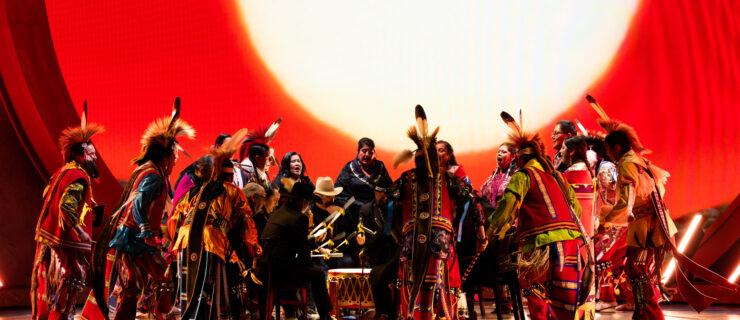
left=1, top=303, right=739, bottom=320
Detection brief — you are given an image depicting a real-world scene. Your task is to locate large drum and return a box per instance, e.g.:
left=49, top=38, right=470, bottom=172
left=327, top=268, right=374, bottom=311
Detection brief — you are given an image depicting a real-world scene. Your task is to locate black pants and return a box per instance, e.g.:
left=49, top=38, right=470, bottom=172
left=369, top=258, right=399, bottom=320
left=271, top=263, right=333, bottom=317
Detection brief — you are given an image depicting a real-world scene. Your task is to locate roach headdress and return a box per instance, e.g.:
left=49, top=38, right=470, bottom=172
left=59, top=100, right=105, bottom=161
left=392, top=105, right=440, bottom=178
left=132, top=97, right=196, bottom=164
left=499, top=110, right=546, bottom=158
left=238, top=117, right=282, bottom=162
left=586, top=95, right=651, bottom=155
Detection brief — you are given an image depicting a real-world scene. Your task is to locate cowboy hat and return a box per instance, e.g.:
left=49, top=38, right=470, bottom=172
left=314, top=176, right=343, bottom=197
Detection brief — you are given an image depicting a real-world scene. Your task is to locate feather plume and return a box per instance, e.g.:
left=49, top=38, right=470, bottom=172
left=406, top=126, right=422, bottom=149
left=81, top=100, right=87, bottom=132
left=415, top=105, right=428, bottom=138
left=393, top=149, right=415, bottom=169
left=586, top=95, right=610, bottom=122
left=500, top=111, right=523, bottom=136
left=264, top=117, right=282, bottom=143
left=239, top=118, right=283, bottom=161
left=59, top=100, right=104, bottom=158
left=429, top=126, right=439, bottom=141
left=171, top=97, right=180, bottom=121
left=519, top=109, right=523, bottom=131
left=587, top=95, right=651, bottom=155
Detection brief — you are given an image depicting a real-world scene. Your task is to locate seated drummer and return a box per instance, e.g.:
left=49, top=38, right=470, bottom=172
left=358, top=176, right=401, bottom=320
left=259, top=181, right=334, bottom=320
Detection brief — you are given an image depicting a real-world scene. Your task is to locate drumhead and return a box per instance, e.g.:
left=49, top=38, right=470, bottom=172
left=328, top=268, right=371, bottom=274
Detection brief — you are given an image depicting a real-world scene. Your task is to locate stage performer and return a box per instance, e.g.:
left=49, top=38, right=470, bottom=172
left=257, top=181, right=334, bottom=320
left=479, top=142, right=517, bottom=209
left=586, top=95, right=738, bottom=319
left=436, top=140, right=470, bottom=184
left=487, top=111, right=591, bottom=320
left=551, top=120, right=577, bottom=172
left=31, top=102, right=103, bottom=320
left=391, top=105, right=485, bottom=320
left=238, top=118, right=282, bottom=190
left=357, top=176, right=400, bottom=320
left=335, top=137, right=392, bottom=210
left=172, top=129, right=261, bottom=319
left=84, top=98, right=195, bottom=320
left=560, top=135, right=598, bottom=319
left=273, top=151, right=314, bottom=191
left=584, top=135, right=631, bottom=312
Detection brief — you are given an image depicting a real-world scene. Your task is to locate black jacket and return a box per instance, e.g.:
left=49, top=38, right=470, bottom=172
left=260, top=203, right=312, bottom=270
left=334, top=159, right=391, bottom=209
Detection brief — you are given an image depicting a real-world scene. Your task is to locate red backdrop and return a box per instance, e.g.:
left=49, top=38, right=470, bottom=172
left=44, top=0, right=739, bottom=219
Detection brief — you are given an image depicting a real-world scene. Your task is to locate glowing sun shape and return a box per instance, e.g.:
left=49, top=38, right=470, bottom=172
left=238, top=1, right=638, bottom=152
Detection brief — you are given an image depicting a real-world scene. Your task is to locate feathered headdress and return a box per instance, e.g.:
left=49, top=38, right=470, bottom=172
left=210, top=128, right=249, bottom=181
left=132, top=97, right=196, bottom=164
left=392, top=105, right=440, bottom=178
left=238, top=118, right=282, bottom=162
left=500, top=110, right=545, bottom=156
left=59, top=100, right=105, bottom=161
left=585, top=95, right=651, bottom=155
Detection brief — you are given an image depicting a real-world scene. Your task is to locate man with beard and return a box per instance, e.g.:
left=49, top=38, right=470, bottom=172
left=335, top=137, right=392, bottom=211
left=83, top=99, right=195, bottom=320
left=31, top=103, right=104, bottom=320
left=551, top=120, right=577, bottom=172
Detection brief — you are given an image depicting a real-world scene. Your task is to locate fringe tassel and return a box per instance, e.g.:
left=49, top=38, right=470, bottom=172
left=518, top=245, right=551, bottom=281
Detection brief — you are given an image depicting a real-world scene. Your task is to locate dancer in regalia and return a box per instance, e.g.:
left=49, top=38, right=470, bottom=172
left=172, top=128, right=261, bottom=319
left=31, top=102, right=103, bottom=320
left=238, top=118, right=282, bottom=190
left=586, top=95, right=739, bottom=319
left=487, top=111, right=591, bottom=320
left=560, top=135, right=597, bottom=319
left=392, top=105, right=484, bottom=320
left=586, top=135, right=632, bottom=312
left=84, top=98, right=195, bottom=320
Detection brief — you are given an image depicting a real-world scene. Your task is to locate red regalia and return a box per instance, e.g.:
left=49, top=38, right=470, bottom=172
left=392, top=106, right=479, bottom=320
left=83, top=98, right=195, bottom=320
left=31, top=103, right=103, bottom=320
left=487, top=111, right=593, bottom=320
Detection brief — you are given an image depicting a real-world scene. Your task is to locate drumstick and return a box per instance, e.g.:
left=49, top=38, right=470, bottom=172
left=309, top=197, right=355, bottom=238
left=314, top=232, right=347, bottom=251
left=311, top=252, right=344, bottom=259
left=331, top=231, right=358, bottom=252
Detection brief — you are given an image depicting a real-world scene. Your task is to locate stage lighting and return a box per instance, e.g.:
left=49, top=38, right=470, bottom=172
left=238, top=1, right=638, bottom=152
left=662, top=214, right=703, bottom=283
left=729, top=262, right=740, bottom=284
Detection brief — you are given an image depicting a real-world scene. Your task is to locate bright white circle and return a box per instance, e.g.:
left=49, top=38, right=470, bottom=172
left=238, top=1, right=637, bottom=152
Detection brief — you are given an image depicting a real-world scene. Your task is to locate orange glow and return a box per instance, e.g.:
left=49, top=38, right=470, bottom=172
left=662, top=214, right=703, bottom=283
